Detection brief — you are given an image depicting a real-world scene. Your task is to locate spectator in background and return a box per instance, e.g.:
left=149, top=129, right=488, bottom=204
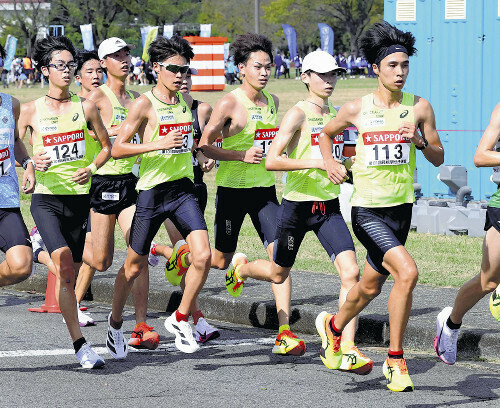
left=225, top=58, right=237, bottom=85
left=274, top=52, right=282, bottom=78
left=338, top=53, right=348, bottom=80
left=347, top=52, right=356, bottom=78
left=293, top=54, right=302, bottom=78
left=23, top=55, right=33, bottom=85
left=283, top=55, right=290, bottom=79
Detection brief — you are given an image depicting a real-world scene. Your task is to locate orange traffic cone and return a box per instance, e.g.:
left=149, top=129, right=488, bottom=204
left=28, top=271, right=61, bottom=313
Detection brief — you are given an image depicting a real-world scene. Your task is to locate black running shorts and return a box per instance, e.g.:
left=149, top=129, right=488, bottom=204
left=0, top=208, right=31, bottom=253
left=351, top=203, right=412, bottom=275
left=484, top=206, right=500, bottom=233
left=89, top=173, right=138, bottom=215
left=214, top=185, right=279, bottom=254
left=273, top=198, right=355, bottom=268
left=193, top=181, right=208, bottom=214
left=129, top=177, right=207, bottom=256
left=31, top=194, right=90, bottom=263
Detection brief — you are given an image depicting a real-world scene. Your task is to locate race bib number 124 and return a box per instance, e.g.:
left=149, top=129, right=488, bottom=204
left=43, top=130, right=86, bottom=165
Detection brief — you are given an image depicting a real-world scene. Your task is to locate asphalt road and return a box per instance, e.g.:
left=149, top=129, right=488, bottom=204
left=1, top=289, right=499, bottom=408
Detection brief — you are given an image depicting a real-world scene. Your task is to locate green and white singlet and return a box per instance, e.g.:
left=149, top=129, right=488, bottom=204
left=136, top=91, right=193, bottom=191
left=283, top=101, right=343, bottom=201
left=33, top=95, right=94, bottom=195
left=216, top=88, right=278, bottom=188
left=95, top=84, right=140, bottom=176
left=351, top=92, right=416, bottom=207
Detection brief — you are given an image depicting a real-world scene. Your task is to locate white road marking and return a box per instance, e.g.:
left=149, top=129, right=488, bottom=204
left=0, top=337, right=275, bottom=358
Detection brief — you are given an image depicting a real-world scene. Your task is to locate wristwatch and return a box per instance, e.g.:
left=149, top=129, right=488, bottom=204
left=192, top=147, right=204, bottom=157
left=415, top=138, right=428, bottom=150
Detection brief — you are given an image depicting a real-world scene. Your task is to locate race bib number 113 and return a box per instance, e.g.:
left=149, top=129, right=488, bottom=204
left=363, top=131, right=411, bottom=166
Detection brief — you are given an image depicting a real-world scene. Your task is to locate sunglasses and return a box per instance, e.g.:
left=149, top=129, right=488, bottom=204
left=157, top=62, right=190, bottom=74
left=46, top=62, right=78, bottom=72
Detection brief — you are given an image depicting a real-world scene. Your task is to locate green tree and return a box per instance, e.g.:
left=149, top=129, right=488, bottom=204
left=263, top=0, right=383, bottom=55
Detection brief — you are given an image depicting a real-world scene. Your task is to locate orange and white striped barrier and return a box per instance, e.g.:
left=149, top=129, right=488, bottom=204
left=185, top=36, right=228, bottom=91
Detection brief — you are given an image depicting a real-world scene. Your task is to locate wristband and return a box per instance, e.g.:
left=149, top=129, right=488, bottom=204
left=22, top=157, right=35, bottom=170
left=415, top=138, right=428, bottom=150
left=192, top=147, right=204, bottom=158
left=88, top=163, right=98, bottom=174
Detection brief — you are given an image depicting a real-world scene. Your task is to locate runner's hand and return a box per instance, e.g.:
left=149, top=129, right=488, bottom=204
left=399, top=122, right=425, bottom=148
left=22, top=162, right=35, bottom=193
left=325, top=158, right=347, bottom=184
left=242, top=146, right=263, bottom=164
left=32, top=150, right=51, bottom=171
left=72, top=167, right=92, bottom=185
left=198, top=153, right=215, bottom=172
left=158, top=129, right=184, bottom=150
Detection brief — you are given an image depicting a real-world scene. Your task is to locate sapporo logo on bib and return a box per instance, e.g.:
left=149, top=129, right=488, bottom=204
left=253, top=128, right=278, bottom=158
left=363, top=131, right=411, bottom=166
left=43, top=130, right=85, bottom=165
left=310, top=126, right=344, bottom=160
left=0, top=147, right=12, bottom=176
left=158, top=122, right=193, bottom=155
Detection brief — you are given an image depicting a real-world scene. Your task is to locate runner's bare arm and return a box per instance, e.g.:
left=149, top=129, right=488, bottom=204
left=12, top=98, right=35, bottom=193
left=474, top=103, right=500, bottom=167
left=401, top=97, right=444, bottom=167
left=266, top=106, right=320, bottom=171
left=319, top=101, right=358, bottom=184
left=112, top=96, right=183, bottom=159
left=199, top=94, right=262, bottom=163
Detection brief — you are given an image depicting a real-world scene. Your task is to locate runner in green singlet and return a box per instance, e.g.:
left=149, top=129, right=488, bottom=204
left=434, top=103, right=500, bottom=364
left=19, top=36, right=111, bottom=369
left=316, top=22, right=444, bottom=392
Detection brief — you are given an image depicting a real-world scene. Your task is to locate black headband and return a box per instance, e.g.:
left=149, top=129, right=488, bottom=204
left=374, top=44, right=408, bottom=67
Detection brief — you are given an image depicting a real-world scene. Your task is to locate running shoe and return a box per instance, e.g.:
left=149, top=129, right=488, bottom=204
left=128, top=322, right=160, bottom=350
left=195, top=317, right=220, bottom=344
left=148, top=241, right=160, bottom=267
left=315, top=311, right=342, bottom=369
left=225, top=253, right=248, bottom=297
left=75, top=343, right=105, bottom=369
left=339, top=346, right=373, bottom=375
left=489, top=284, right=500, bottom=322
left=272, top=330, right=306, bottom=356
left=106, top=312, right=128, bottom=359
left=164, top=313, right=200, bottom=353
left=30, top=226, right=44, bottom=261
left=383, top=357, right=414, bottom=392
left=434, top=306, right=460, bottom=365
left=62, top=306, right=95, bottom=327
left=164, top=240, right=190, bottom=286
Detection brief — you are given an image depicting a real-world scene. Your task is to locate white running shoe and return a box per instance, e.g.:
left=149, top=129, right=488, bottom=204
left=164, top=313, right=200, bottom=353
left=75, top=343, right=105, bottom=369
left=62, top=308, right=95, bottom=327
left=195, top=317, right=220, bottom=344
left=30, top=226, right=45, bottom=254
left=148, top=241, right=160, bottom=267
left=434, top=306, right=460, bottom=365
left=106, top=312, right=128, bottom=359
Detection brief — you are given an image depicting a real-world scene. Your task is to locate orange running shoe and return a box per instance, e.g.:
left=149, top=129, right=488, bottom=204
left=128, top=322, right=160, bottom=350
left=272, top=329, right=306, bottom=356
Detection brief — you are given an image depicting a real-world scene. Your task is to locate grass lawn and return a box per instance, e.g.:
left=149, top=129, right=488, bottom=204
left=6, top=76, right=483, bottom=288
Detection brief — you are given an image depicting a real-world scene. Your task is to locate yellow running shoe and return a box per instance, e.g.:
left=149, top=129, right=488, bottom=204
left=272, top=330, right=306, bottom=356
left=383, top=357, right=414, bottom=392
left=339, top=346, right=373, bottom=375
left=165, top=240, right=190, bottom=286
left=315, top=311, right=342, bottom=369
left=489, top=284, right=500, bottom=322
left=225, top=253, right=247, bottom=297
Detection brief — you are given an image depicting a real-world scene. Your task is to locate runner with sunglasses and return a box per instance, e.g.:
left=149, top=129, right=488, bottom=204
left=108, top=36, right=212, bottom=357
left=19, top=36, right=111, bottom=368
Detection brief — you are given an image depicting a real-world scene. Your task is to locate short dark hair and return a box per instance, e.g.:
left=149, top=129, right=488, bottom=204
left=359, top=21, right=416, bottom=66
left=0, top=44, right=5, bottom=60
left=230, top=33, right=273, bottom=66
left=148, top=36, right=194, bottom=64
left=76, top=50, right=100, bottom=74
left=33, top=36, right=77, bottom=70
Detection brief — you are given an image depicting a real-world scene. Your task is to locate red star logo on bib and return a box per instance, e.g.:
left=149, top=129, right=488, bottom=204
left=45, top=136, right=51, bottom=143
left=365, top=135, right=371, bottom=142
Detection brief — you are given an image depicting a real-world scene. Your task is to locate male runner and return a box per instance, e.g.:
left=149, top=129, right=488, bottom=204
left=109, top=36, right=212, bottom=357
left=198, top=33, right=297, bottom=354
left=152, top=66, right=220, bottom=343
left=30, top=49, right=104, bottom=327
left=19, top=36, right=111, bottom=368
left=434, top=103, right=500, bottom=364
left=0, top=43, right=36, bottom=288
left=226, top=50, right=372, bottom=371
left=315, top=21, right=444, bottom=391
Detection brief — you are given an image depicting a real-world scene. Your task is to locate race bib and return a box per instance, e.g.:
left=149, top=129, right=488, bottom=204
left=158, top=122, right=193, bottom=155
left=0, top=147, right=12, bottom=176
left=108, top=132, right=140, bottom=147
left=363, top=131, right=411, bottom=166
left=43, top=130, right=86, bottom=165
left=253, top=128, right=278, bottom=158
left=311, top=126, right=344, bottom=160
